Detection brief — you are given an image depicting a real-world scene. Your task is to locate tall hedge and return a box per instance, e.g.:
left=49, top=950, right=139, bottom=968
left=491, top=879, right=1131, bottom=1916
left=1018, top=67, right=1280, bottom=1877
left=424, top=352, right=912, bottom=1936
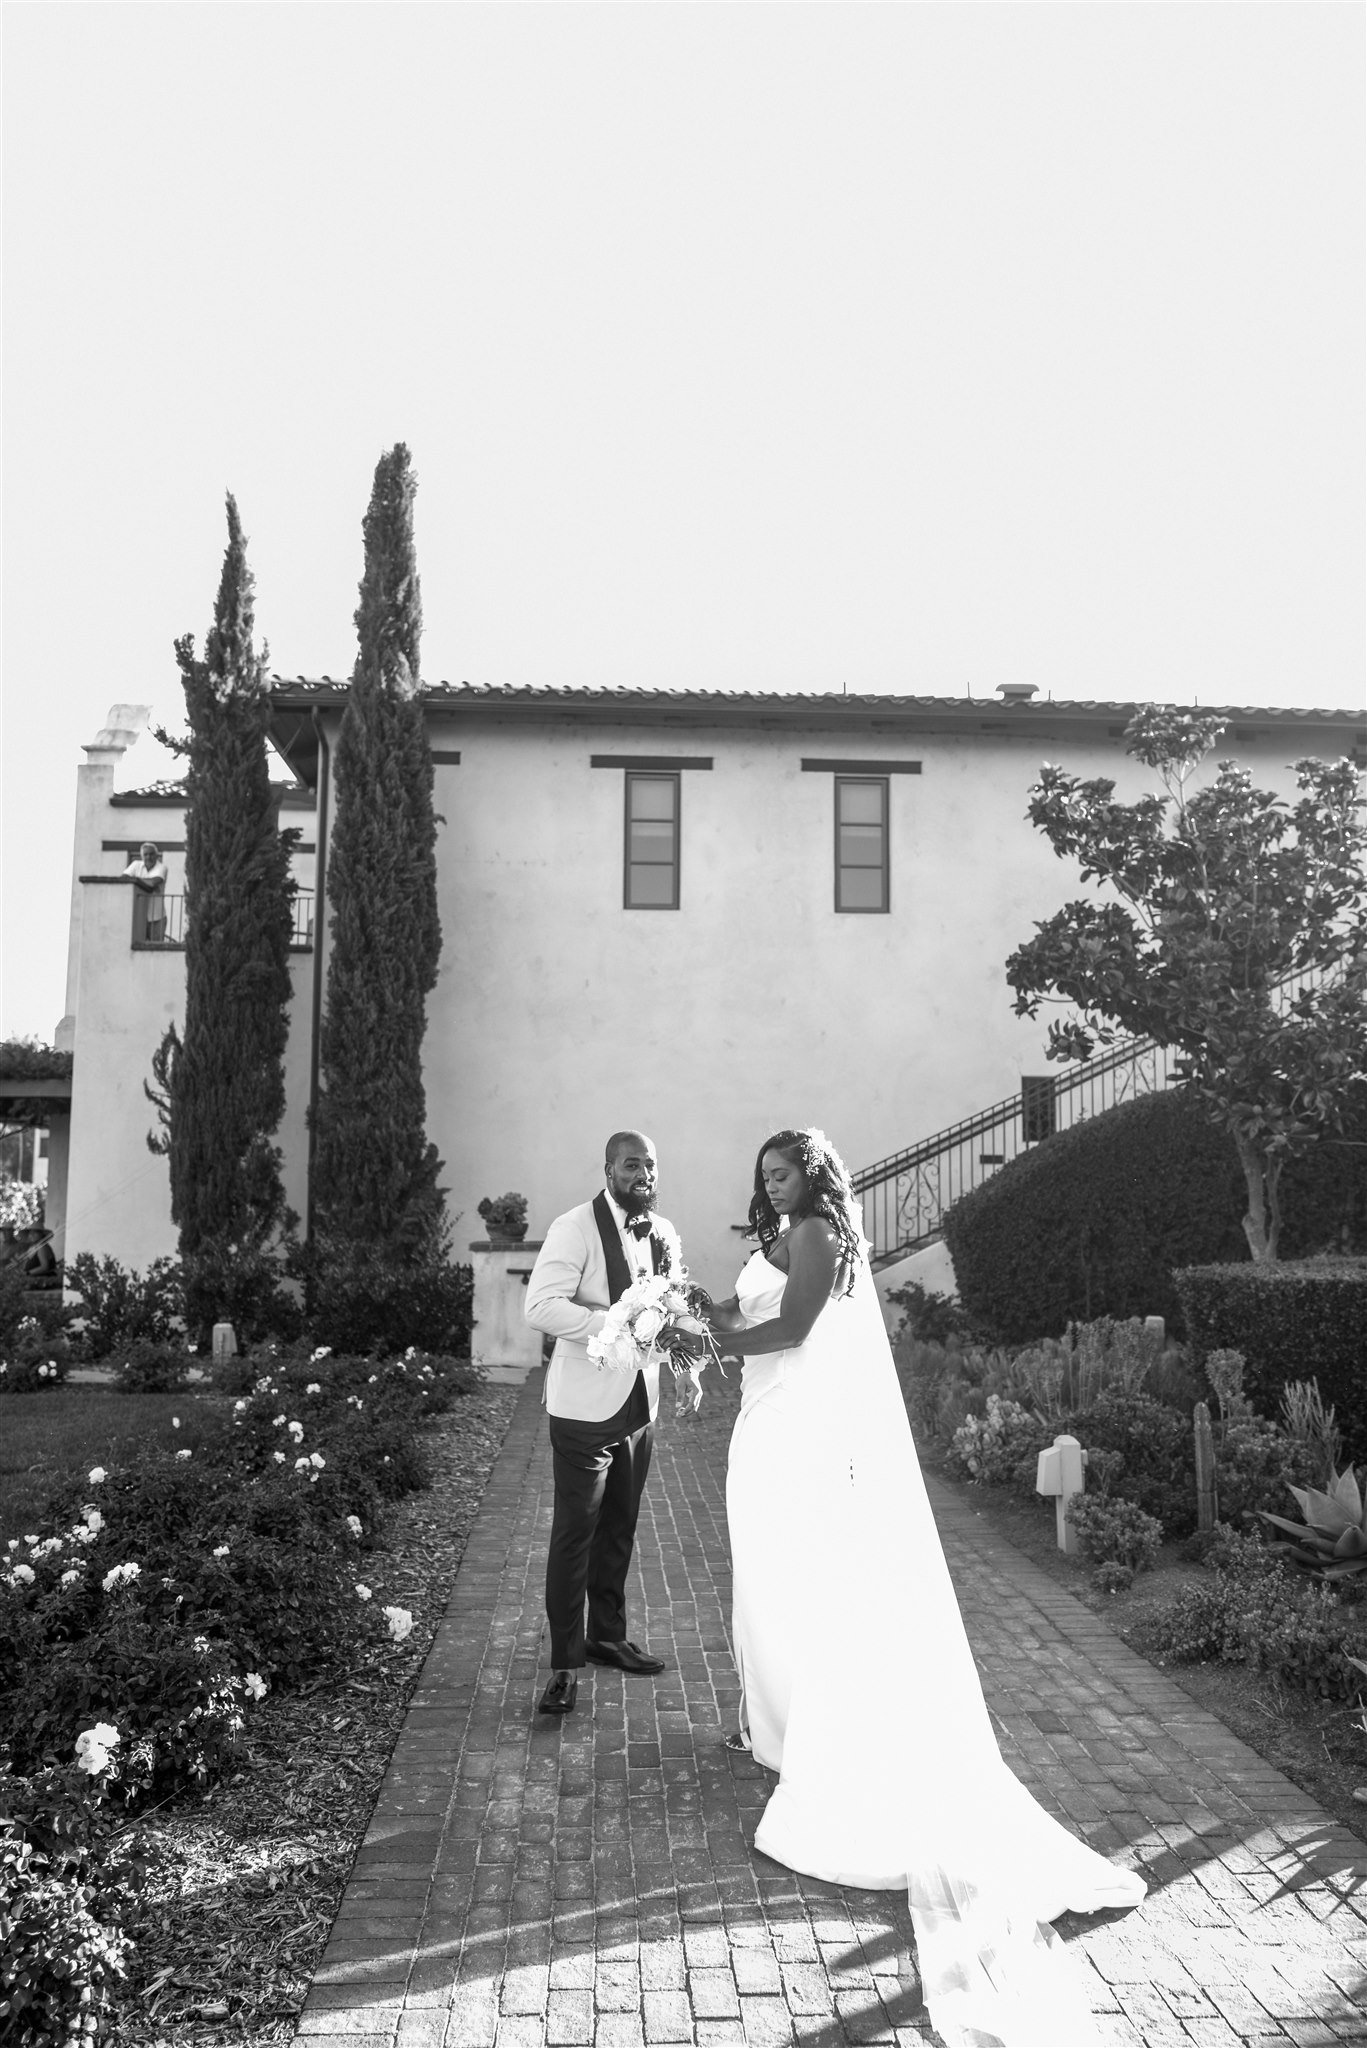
left=941, top=1089, right=1367, bottom=1343
left=313, top=445, right=444, bottom=1261
left=1174, top=1260, right=1367, bottom=1458
left=152, top=497, right=296, bottom=1333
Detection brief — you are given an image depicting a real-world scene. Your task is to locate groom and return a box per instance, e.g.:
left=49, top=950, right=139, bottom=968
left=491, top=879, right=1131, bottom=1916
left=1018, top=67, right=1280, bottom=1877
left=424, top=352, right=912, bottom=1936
left=524, top=1130, right=682, bottom=1717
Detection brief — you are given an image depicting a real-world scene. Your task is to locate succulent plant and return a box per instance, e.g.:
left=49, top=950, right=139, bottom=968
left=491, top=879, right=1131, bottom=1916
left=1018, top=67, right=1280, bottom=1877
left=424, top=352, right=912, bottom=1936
left=1261, top=1468, right=1367, bottom=1580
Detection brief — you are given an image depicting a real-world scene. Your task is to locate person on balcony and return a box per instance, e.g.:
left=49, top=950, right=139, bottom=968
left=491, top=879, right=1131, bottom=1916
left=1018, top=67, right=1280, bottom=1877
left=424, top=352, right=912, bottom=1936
left=124, top=841, right=168, bottom=941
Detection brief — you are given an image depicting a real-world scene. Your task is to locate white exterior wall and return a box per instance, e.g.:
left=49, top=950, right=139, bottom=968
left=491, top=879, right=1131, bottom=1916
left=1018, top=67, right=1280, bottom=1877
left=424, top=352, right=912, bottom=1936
left=419, top=714, right=1340, bottom=1291
left=59, top=696, right=1358, bottom=1290
left=57, top=716, right=318, bottom=1271
left=65, top=879, right=182, bottom=1268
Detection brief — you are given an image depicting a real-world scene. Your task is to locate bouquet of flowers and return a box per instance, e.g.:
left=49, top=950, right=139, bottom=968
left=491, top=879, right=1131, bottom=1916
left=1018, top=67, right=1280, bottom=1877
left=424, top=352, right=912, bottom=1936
left=586, top=1274, right=724, bottom=1417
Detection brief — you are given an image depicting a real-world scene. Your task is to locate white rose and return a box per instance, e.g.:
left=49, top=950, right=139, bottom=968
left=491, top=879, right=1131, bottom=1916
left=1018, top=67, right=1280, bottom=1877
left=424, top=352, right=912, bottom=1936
left=244, top=1672, right=267, bottom=1700
left=384, top=1605, right=414, bottom=1643
left=88, top=1468, right=106, bottom=1484
left=355, top=1583, right=373, bottom=1601
left=74, top=1723, right=120, bottom=1775
left=345, top=1516, right=362, bottom=1538
left=633, top=1307, right=664, bottom=1344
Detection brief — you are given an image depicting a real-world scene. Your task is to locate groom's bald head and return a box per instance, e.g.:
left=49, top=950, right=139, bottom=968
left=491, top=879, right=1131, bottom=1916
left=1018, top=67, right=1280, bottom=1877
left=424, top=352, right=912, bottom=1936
left=606, top=1129, right=654, bottom=1170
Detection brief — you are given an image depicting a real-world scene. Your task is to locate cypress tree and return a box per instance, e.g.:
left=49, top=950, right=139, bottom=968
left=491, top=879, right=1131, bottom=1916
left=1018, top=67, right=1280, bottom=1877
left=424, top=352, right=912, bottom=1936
left=313, top=444, right=444, bottom=1262
left=153, top=496, right=297, bottom=1332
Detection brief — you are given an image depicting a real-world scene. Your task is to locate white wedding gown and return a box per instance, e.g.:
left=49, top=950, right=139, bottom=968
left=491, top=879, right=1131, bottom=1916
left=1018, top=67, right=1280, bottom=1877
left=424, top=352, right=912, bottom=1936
left=726, top=1248, right=1145, bottom=2048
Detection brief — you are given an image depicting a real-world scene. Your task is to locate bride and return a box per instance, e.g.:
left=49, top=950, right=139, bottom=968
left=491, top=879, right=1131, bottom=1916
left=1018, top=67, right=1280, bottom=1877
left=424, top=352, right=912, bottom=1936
left=701, top=1127, right=1145, bottom=2048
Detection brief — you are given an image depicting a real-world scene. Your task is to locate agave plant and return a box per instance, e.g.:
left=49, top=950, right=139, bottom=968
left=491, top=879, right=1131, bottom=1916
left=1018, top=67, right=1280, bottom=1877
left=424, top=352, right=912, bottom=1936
left=1261, top=1468, right=1367, bottom=1579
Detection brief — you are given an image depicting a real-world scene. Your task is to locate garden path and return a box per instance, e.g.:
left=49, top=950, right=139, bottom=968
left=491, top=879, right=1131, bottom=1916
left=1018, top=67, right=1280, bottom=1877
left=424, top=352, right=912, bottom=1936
left=296, top=1368, right=1367, bottom=2048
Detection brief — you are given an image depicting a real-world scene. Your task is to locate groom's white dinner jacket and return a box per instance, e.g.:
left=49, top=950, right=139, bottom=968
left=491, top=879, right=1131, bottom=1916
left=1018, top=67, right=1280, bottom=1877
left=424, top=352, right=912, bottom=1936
left=524, top=1192, right=683, bottom=1424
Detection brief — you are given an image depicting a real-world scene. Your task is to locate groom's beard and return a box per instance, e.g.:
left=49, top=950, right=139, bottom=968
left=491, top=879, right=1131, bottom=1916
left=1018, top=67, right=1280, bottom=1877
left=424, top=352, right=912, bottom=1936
left=618, top=1185, right=655, bottom=1218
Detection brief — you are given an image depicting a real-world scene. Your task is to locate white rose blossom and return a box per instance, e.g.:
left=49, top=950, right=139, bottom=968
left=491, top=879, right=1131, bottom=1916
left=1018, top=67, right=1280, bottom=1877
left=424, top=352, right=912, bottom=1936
left=176, top=1449, right=192, bottom=1461
left=244, top=1672, right=267, bottom=1700
left=74, top=1723, right=121, bottom=1776
left=345, top=1516, right=363, bottom=1539
left=355, top=1583, right=372, bottom=1601
left=273, top=1451, right=286, bottom=1463
left=9, top=1563, right=35, bottom=1586
left=102, top=1561, right=141, bottom=1593
left=212, top=1545, right=230, bottom=1559
left=384, top=1606, right=414, bottom=1644
left=88, top=1468, right=106, bottom=1484
left=60, top=1568, right=82, bottom=1588
left=305, top=1382, right=321, bottom=1395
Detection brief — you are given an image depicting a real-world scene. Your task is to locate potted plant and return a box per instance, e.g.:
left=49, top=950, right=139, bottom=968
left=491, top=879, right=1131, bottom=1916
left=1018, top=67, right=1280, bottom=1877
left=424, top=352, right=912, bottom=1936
left=478, top=1192, right=529, bottom=1247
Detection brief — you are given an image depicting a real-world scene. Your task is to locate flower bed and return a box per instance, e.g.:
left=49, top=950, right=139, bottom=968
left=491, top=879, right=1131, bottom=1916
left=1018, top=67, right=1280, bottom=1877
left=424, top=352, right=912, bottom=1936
left=0, top=1341, right=494, bottom=2045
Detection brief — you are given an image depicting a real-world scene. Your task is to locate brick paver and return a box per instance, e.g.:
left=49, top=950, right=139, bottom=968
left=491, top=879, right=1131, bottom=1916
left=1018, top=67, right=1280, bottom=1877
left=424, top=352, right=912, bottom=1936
left=296, top=1370, right=1367, bottom=2048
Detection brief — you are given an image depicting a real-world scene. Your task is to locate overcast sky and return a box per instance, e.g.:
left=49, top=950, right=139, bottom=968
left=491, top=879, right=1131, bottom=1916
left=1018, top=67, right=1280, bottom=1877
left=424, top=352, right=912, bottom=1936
left=3, top=1, right=1363, bottom=1043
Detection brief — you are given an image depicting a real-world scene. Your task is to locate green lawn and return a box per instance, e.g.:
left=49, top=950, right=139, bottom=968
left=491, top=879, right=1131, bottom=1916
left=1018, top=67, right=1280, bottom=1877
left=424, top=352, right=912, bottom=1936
left=0, top=1386, right=235, bottom=1540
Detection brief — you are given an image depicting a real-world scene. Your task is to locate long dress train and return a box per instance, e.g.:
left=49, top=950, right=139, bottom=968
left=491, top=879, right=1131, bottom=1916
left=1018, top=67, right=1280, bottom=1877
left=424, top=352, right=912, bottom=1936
left=725, top=1248, right=1145, bottom=2048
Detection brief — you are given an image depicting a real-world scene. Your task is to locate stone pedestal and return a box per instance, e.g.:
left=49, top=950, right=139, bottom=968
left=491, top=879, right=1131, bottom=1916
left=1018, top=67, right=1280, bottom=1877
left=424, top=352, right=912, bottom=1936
left=470, top=1240, right=544, bottom=1380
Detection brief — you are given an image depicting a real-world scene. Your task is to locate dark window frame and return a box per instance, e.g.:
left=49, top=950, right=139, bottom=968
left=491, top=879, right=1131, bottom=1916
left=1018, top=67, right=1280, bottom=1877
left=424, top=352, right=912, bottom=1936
left=834, top=775, right=890, bottom=914
left=624, top=770, right=681, bottom=911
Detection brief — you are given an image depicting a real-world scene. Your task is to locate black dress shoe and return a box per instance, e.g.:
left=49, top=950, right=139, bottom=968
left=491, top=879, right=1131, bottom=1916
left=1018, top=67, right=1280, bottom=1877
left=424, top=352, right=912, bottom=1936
left=538, top=1670, right=577, bottom=1715
left=585, top=1638, right=666, bottom=1675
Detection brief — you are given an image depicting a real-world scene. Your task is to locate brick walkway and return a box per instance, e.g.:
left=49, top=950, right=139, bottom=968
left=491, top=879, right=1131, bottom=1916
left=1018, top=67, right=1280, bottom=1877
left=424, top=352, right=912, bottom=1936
left=297, top=1370, right=1367, bottom=2048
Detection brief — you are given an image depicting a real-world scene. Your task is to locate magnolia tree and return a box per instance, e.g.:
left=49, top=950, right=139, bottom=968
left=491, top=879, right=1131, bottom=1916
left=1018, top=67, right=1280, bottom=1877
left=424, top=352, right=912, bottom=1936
left=1005, top=707, right=1367, bottom=1262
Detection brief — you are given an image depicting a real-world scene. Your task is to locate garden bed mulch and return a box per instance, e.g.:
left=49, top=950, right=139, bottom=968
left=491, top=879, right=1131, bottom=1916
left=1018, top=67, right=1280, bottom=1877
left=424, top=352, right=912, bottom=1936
left=921, top=1446, right=1367, bottom=1844
left=103, top=1380, right=519, bottom=2048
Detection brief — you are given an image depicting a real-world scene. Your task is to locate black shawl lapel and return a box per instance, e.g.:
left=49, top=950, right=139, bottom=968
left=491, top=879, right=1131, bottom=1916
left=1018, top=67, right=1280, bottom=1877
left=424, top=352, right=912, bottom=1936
left=592, top=1191, right=634, bottom=1305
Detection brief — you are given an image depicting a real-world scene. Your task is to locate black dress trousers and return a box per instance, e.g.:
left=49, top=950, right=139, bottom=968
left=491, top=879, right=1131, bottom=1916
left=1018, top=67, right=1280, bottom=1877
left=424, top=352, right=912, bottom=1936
left=545, top=1371, right=652, bottom=1669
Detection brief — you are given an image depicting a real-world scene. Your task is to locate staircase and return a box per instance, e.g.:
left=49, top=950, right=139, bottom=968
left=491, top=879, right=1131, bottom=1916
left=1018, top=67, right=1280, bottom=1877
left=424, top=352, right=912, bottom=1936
left=851, top=1034, right=1175, bottom=1268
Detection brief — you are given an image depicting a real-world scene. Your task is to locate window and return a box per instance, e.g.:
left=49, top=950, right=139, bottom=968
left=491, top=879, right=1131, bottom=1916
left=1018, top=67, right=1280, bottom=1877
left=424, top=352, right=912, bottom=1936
left=835, top=777, right=888, bottom=912
left=625, top=773, right=680, bottom=909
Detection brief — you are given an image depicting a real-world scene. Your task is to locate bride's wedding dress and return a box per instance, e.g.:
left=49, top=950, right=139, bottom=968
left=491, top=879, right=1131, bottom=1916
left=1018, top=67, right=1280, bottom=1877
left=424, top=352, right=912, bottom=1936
left=726, top=1248, right=1145, bottom=2048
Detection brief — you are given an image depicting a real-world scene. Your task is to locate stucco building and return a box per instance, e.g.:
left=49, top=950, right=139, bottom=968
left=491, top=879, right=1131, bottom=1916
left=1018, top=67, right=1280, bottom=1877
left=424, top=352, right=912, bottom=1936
left=53, top=684, right=1365, bottom=1297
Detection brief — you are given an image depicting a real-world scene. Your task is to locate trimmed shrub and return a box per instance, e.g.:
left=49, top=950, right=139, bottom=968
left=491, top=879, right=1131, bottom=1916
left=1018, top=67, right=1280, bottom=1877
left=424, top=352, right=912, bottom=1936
left=1174, top=1259, right=1367, bottom=1458
left=1213, top=1415, right=1322, bottom=1528
left=308, top=1256, right=474, bottom=1359
left=114, top=1337, right=192, bottom=1393
left=1071, top=1390, right=1197, bottom=1536
left=1065, top=1492, right=1163, bottom=1581
left=942, top=1092, right=1367, bottom=1343
left=65, top=1255, right=183, bottom=1359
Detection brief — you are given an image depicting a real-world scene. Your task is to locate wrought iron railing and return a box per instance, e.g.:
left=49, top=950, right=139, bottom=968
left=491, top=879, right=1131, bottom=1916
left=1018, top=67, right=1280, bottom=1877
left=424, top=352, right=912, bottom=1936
left=851, top=961, right=1347, bottom=1267
left=131, top=891, right=314, bottom=950
left=852, top=1035, right=1174, bottom=1266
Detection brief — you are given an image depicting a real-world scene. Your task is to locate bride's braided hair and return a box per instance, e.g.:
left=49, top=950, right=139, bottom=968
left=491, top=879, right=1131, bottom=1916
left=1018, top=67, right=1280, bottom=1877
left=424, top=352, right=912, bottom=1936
left=748, top=1127, right=866, bottom=1296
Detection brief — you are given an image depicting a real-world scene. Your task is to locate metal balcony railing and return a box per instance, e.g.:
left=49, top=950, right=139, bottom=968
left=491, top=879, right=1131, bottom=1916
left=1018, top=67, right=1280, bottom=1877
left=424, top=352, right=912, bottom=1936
left=131, top=891, right=315, bottom=950
left=852, top=1035, right=1174, bottom=1267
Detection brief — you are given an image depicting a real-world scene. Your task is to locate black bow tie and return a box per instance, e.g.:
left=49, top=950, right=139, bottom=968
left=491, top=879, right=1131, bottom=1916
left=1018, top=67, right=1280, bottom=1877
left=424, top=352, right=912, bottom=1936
left=626, top=1214, right=654, bottom=1240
